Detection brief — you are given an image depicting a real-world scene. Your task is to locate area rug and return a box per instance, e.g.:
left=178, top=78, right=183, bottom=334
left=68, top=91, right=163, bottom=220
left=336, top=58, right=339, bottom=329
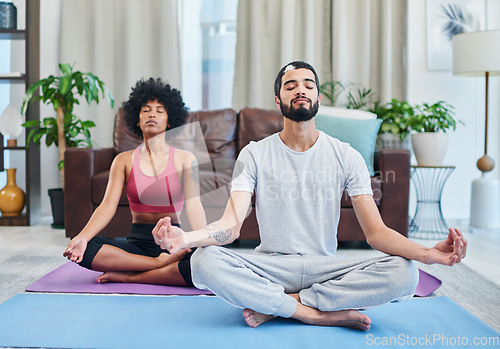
left=0, top=294, right=497, bottom=349
left=26, top=261, right=212, bottom=296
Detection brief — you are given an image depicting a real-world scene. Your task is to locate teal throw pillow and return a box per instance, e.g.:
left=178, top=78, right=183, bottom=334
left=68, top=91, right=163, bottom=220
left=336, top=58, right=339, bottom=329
left=315, top=114, right=382, bottom=176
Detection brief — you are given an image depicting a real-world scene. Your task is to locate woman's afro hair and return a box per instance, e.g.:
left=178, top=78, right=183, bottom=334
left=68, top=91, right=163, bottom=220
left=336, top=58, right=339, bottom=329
left=122, top=78, right=188, bottom=138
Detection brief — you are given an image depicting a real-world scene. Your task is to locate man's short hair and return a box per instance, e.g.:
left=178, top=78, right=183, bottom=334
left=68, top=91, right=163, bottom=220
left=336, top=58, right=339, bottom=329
left=274, top=61, right=320, bottom=98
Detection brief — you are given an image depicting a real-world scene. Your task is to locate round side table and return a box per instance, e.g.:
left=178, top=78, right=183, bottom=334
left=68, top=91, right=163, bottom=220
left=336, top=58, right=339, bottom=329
left=409, top=166, right=455, bottom=239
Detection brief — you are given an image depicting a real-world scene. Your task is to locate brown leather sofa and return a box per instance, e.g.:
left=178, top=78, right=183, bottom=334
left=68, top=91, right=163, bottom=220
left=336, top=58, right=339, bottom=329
left=64, top=107, right=410, bottom=242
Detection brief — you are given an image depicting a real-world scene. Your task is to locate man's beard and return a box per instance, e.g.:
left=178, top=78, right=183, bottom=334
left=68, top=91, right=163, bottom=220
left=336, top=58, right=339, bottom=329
left=280, top=97, right=319, bottom=122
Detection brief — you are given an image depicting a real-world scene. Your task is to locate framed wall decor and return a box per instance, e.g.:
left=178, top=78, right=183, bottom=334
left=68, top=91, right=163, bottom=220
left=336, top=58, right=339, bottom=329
left=426, top=0, right=486, bottom=71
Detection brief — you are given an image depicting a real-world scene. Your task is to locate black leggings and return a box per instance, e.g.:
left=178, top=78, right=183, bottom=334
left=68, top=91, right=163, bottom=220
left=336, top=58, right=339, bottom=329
left=78, top=223, right=194, bottom=286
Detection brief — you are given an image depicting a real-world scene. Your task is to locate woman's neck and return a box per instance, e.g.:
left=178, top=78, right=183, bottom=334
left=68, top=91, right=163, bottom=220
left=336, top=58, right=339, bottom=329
left=143, top=132, right=169, bottom=154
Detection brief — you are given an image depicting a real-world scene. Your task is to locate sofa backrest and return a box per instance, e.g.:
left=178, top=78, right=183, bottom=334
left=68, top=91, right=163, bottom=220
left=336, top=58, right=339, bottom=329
left=113, top=108, right=142, bottom=154
left=186, top=109, right=238, bottom=161
left=238, top=107, right=283, bottom=151
left=113, top=107, right=238, bottom=154
left=113, top=107, right=283, bottom=157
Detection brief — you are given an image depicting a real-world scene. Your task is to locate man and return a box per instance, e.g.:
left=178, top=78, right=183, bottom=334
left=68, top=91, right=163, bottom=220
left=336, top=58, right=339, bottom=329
left=153, top=61, right=467, bottom=330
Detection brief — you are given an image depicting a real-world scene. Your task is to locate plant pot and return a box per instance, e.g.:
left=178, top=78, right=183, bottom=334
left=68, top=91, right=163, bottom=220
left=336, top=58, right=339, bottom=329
left=376, top=133, right=411, bottom=150
left=411, top=132, right=449, bottom=166
left=48, top=188, right=65, bottom=229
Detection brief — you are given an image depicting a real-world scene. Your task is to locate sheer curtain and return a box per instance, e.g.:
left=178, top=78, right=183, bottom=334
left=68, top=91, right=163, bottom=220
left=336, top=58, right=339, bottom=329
left=232, top=0, right=407, bottom=110
left=232, top=0, right=333, bottom=110
left=59, top=0, right=182, bottom=147
left=332, top=0, right=407, bottom=103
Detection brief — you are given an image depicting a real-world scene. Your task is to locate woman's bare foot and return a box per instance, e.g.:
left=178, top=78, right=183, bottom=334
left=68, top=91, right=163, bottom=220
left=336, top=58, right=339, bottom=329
left=97, top=271, right=137, bottom=284
left=243, top=309, right=275, bottom=328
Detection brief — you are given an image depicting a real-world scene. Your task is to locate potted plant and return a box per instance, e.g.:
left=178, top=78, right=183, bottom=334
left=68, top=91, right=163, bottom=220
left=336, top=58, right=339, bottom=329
left=371, top=98, right=414, bottom=150
left=320, top=80, right=377, bottom=110
left=407, top=101, right=462, bottom=166
left=21, top=63, right=114, bottom=227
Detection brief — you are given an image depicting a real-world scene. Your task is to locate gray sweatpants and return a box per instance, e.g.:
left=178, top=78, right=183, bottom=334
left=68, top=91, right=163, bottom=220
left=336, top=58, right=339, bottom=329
left=191, top=246, right=419, bottom=318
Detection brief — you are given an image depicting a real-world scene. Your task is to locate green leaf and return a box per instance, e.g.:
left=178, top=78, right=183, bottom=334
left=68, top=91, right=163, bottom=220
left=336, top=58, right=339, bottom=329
left=25, top=127, right=40, bottom=146
left=80, top=120, right=96, bottom=128
left=103, top=84, right=115, bottom=108
left=59, top=63, right=73, bottom=75
left=22, top=120, right=41, bottom=128
left=59, top=75, right=72, bottom=95
left=21, top=79, right=47, bottom=113
left=33, top=129, right=45, bottom=144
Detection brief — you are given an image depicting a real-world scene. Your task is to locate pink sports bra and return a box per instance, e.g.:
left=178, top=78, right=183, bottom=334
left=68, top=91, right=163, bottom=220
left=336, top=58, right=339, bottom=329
left=126, top=146, right=185, bottom=213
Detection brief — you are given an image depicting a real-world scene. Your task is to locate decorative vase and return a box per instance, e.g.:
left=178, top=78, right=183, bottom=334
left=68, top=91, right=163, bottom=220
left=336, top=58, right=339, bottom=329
left=0, top=168, right=26, bottom=216
left=0, top=1, right=17, bottom=29
left=411, top=132, right=449, bottom=166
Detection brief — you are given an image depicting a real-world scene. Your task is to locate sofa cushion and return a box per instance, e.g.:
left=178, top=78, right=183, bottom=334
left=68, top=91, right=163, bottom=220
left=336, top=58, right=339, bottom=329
left=113, top=108, right=142, bottom=154
left=238, top=108, right=283, bottom=151
left=315, top=113, right=382, bottom=175
left=186, top=109, right=238, bottom=160
left=318, top=106, right=377, bottom=120
left=113, top=107, right=238, bottom=156
left=92, top=171, right=128, bottom=206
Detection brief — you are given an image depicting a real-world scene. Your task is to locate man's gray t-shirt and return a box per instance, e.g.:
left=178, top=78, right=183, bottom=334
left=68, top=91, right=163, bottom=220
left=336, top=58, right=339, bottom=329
left=230, top=131, right=372, bottom=256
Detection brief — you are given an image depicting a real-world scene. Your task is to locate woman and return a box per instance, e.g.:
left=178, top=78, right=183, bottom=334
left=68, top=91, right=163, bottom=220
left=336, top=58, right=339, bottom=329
left=63, top=78, right=206, bottom=287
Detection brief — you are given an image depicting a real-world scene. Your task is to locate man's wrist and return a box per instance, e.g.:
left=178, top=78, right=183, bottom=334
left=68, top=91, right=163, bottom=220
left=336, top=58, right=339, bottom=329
left=182, top=231, right=197, bottom=249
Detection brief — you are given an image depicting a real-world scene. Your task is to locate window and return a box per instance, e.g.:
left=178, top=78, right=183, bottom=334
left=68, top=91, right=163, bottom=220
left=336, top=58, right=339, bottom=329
left=181, top=0, right=238, bottom=110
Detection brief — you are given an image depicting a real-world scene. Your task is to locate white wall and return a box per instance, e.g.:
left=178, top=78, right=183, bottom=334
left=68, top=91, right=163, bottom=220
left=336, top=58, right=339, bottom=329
left=406, top=0, right=500, bottom=222
left=39, top=0, right=62, bottom=215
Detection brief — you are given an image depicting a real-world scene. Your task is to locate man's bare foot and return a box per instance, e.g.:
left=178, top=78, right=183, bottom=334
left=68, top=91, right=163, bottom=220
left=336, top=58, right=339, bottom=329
left=243, top=309, right=275, bottom=328
left=97, top=271, right=137, bottom=284
left=243, top=307, right=370, bottom=330
left=296, top=307, right=371, bottom=330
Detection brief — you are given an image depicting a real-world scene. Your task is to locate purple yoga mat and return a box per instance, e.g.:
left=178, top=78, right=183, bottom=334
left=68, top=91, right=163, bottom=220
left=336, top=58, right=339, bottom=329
left=27, top=262, right=440, bottom=298
left=414, top=268, right=442, bottom=297
left=26, top=262, right=213, bottom=296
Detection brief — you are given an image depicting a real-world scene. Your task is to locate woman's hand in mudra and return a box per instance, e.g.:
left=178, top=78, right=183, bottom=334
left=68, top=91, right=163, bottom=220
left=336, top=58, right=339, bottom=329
left=152, top=216, right=189, bottom=254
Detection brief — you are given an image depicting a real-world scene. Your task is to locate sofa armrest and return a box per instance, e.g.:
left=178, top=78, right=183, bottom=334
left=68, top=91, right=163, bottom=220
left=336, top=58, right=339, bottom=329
left=64, top=147, right=115, bottom=238
left=374, top=149, right=411, bottom=237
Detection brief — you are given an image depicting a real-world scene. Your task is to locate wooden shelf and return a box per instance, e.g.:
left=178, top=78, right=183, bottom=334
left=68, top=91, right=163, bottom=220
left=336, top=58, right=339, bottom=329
left=0, top=76, right=26, bottom=84
left=0, top=29, right=25, bottom=40
left=0, top=1, right=40, bottom=226
left=0, top=213, right=28, bottom=226
left=1, top=146, right=27, bottom=151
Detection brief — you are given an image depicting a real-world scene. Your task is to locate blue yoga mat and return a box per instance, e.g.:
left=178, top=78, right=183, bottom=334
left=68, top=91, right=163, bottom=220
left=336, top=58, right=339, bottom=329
left=0, top=294, right=497, bottom=349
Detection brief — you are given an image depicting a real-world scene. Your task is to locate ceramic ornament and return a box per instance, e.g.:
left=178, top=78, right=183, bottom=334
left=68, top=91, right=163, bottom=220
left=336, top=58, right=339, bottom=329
left=0, top=103, right=23, bottom=138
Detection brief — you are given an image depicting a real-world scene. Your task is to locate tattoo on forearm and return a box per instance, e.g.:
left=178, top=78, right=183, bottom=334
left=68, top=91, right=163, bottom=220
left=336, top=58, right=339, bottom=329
left=206, top=224, right=232, bottom=243
left=191, top=160, right=199, bottom=184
